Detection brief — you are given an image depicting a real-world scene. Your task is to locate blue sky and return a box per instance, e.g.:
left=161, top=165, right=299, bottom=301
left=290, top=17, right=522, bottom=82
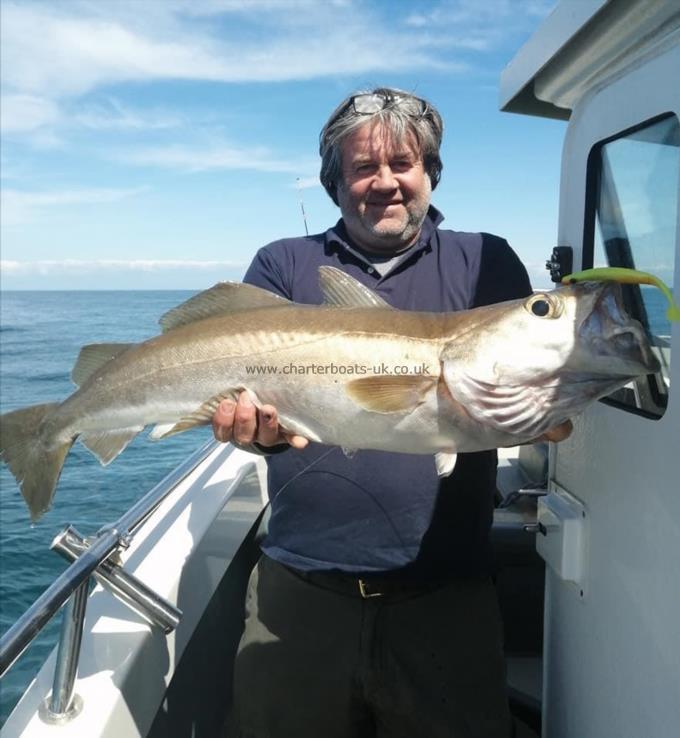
left=1, top=0, right=565, bottom=290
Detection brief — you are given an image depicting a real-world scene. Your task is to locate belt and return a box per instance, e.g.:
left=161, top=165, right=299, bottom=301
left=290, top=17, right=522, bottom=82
left=286, top=566, right=444, bottom=600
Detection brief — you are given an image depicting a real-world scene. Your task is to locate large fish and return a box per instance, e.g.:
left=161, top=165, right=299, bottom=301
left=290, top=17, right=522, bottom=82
left=0, top=267, right=659, bottom=520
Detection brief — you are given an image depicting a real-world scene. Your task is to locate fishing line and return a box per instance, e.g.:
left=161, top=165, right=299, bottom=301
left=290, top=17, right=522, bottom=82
left=302, top=469, right=408, bottom=547
left=273, top=446, right=337, bottom=498
left=273, top=448, right=408, bottom=547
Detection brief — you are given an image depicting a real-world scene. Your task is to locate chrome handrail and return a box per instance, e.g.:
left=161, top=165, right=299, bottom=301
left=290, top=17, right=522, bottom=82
left=0, top=439, right=220, bottom=692
left=52, top=527, right=181, bottom=633
left=0, top=525, right=125, bottom=677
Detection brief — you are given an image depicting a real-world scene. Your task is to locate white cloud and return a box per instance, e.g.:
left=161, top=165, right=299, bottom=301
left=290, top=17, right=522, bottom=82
left=2, top=187, right=147, bottom=226
left=0, top=0, right=466, bottom=170
left=1, top=93, right=185, bottom=145
left=74, top=99, right=184, bottom=131
left=1, top=0, right=534, bottom=161
left=2, top=4, right=230, bottom=98
left=405, top=0, right=555, bottom=27
left=1, top=259, right=248, bottom=276
left=405, top=0, right=556, bottom=47
left=1, top=1, right=460, bottom=103
left=0, top=94, right=61, bottom=133
left=120, top=143, right=315, bottom=174
left=172, top=0, right=354, bottom=16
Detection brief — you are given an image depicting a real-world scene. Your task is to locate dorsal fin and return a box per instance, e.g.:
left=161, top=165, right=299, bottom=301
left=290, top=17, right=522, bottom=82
left=159, top=282, right=291, bottom=332
left=72, top=343, right=135, bottom=386
left=318, top=266, right=393, bottom=308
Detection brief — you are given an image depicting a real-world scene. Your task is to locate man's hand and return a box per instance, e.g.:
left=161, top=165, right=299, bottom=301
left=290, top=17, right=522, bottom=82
left=537, top=419, right=573, bottom=443
left=213, top=394, right=572, bottom=450
left=212, top=392, right=309, bottom=449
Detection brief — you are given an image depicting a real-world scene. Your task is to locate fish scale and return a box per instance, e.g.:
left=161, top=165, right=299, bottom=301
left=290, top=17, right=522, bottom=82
left=0, top=267, right=659, bottom=521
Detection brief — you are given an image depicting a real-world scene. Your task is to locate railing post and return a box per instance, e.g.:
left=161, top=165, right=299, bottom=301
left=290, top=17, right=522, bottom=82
left=0, top=440, right=222, bottom=723
left=39, top=580, right=89, bottom=724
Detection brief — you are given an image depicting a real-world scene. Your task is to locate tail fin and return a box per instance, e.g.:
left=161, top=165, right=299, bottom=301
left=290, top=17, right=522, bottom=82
left=0, top=403, right=74, bottom=521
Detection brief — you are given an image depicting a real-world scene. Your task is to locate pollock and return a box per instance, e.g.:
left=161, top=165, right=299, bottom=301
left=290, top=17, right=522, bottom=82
left=0, top=267, right=659, bottom=520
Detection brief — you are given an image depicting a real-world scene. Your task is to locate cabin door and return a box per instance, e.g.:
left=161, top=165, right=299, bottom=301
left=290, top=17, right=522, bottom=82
left=540, top=44, right=680, bottom=738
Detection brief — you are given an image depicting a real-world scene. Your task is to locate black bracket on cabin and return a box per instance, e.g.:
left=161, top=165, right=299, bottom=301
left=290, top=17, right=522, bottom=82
left=545, top=246, right=573, bottom=283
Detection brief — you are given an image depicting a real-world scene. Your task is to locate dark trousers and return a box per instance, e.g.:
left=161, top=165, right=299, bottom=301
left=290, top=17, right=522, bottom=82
left=233, top=556, right=513, bottom=738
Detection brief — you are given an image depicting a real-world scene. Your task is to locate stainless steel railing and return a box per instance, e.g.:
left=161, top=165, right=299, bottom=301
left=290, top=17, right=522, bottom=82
left=0, top=439, right=221, bottom=723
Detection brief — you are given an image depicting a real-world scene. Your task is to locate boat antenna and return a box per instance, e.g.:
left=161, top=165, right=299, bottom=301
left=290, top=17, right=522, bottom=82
left=296, top=177, right=309, bottom=236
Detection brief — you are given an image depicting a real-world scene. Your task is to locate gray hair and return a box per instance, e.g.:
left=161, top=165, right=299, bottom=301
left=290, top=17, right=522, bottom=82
left=319, top=87, right=444, bottom=205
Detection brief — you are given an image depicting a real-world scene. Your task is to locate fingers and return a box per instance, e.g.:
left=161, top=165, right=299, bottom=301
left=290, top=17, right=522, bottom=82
left=258, top=404, right=282, bottom=446
left=542, top=419, right=573, bottom=443
left=258, top=405, right=309, bottom=448
left=212, top=394, right=257, bottom=445
left=526, top=419, right=573, bottom=446
left=212, top=393, right=309, bottom=449
left=232, top=393, right=257, bottom=445
left=212, top=399, right=235, bottom=443
left=283, top=433, right=309, bottom=449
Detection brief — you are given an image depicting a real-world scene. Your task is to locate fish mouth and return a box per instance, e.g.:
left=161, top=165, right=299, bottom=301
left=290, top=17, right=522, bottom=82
left=580, top=282, right=660, bottom=375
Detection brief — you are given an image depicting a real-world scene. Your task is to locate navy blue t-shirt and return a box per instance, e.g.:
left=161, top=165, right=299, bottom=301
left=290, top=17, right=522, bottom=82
left=244, top=207, right=532, bottom=581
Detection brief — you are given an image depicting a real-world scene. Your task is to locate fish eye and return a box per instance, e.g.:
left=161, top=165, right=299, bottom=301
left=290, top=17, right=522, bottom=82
left=525, top=293, right=562, bottom=319
left=532, top=299, right=550, bottom=317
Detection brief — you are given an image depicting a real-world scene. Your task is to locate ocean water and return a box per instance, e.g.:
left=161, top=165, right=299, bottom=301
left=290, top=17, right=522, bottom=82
left=0, top=291, right=211, bottom=725
left=0, top=286, right=673, bottom=726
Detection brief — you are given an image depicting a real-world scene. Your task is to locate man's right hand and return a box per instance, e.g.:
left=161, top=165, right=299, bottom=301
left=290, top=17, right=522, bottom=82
left=211, top=392, right=309, bottom=449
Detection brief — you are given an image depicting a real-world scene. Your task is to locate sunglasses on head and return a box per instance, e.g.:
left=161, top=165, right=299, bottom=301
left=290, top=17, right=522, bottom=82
left=340, top=91, right=430, bottom=119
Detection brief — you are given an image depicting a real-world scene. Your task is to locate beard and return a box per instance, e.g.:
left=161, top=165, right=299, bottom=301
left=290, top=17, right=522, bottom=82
left=338, top=177, right=432, bottom=254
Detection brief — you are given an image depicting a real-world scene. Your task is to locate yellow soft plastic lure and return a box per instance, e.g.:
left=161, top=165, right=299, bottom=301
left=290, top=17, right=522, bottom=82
left=562, top=267, right=680, bottom=322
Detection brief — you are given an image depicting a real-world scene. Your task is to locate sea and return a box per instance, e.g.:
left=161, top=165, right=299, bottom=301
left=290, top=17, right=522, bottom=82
left=0, top=291, right=211, bottom=726
left=0, top=287, right=673, bottom=726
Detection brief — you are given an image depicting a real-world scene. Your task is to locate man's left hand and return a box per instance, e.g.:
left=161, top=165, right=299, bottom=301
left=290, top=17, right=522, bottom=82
left=538, top=420, right=573, bottom=443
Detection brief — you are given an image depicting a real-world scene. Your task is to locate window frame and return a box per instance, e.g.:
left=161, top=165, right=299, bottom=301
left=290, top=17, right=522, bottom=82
left=581, top=111, right=678, bottom=419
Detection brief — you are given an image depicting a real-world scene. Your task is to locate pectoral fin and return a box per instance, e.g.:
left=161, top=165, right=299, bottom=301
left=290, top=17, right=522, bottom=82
left=345, top=375, right=437, bottom=414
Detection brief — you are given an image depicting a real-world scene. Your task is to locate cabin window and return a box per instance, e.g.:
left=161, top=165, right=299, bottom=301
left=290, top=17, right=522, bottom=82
left=585, top=114, right=678, bottom=417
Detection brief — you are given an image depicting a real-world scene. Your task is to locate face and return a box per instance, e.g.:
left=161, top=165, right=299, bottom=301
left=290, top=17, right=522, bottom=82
left=336, top=121, right=432, bottom=254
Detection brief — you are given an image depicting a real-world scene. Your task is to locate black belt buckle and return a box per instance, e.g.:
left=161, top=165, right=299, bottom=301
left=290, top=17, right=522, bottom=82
left=358, top=578, right=383, bottom=598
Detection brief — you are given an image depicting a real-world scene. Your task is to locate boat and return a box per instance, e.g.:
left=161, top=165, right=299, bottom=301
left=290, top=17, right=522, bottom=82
left=1, top=0, right=678, bottom=735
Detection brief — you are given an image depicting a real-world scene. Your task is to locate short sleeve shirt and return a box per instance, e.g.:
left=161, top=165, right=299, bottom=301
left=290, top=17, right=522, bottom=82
left=243, top=207, right=532, bottom=580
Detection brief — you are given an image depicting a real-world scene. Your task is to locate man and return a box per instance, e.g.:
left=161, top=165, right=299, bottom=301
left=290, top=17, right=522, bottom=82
left=214, top=88, right=568, bottom=738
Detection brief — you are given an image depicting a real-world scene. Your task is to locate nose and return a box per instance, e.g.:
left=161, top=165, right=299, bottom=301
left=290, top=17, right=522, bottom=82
left=370, top=164, right=399, bottom=191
